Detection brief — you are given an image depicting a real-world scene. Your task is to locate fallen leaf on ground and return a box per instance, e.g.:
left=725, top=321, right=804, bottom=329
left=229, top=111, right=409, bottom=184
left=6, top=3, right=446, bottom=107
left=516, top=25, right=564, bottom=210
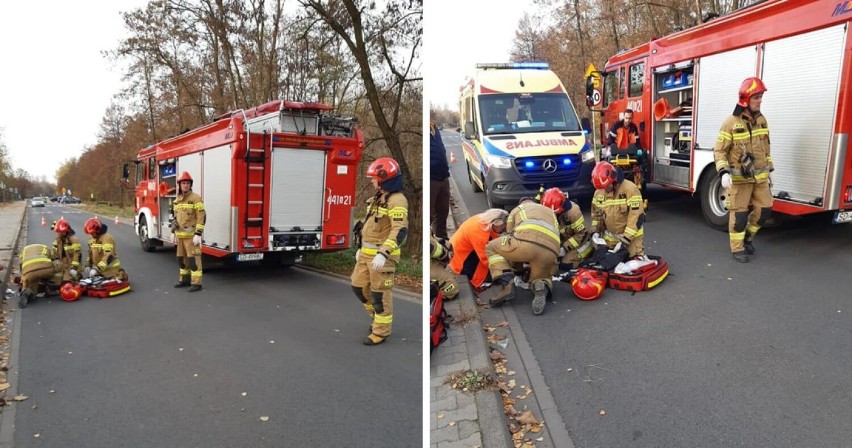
left=437, top=413, right=445, bottom=419
left=487, top=334, right=507, bottom=344
left=448, top=421, right=456, bottom=426
left=600, top=409, right=606, bottom=416
left=495, top=321, right=509, bottom=327
left=259, top=416, right=269, bottom=422
left=516, top=411, right=539, bottom=425
left=0, top=383, right=10, bottom=392
left=13, top=395, right=28, bottom=401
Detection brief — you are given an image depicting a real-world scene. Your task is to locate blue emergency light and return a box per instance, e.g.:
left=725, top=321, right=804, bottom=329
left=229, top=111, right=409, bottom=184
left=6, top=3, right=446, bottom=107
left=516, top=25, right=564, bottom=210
left=563, top=158, right=572, bottom=166
left=525, top=161, right=535, bottom=168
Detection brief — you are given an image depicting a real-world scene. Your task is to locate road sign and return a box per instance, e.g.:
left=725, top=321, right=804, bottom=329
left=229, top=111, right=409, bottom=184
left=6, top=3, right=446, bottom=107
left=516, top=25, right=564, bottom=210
left=585, top=63, right=602, bottom=89
left=591, top=89, right=602, bottom=107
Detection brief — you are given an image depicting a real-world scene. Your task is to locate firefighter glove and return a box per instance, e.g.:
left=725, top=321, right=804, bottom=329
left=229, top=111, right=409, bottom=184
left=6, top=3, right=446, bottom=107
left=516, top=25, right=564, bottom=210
left=171, top=233, right=176, bottom=244
left=69, top=268, right=78, bottom=278
left=610, top=242, right=623, bottom=253
left=355, top=249, right=361, bottom=262
left=558, top=247, right=567, bottom=258
left=371, top=253, right=387, bottom=270
left=591, top=232, right=606, bottom=247
left=192, top=234, right=202, bottom=246
left=768, top=172, right=773, bottom=187
left=721, top=173, right=732, bottom=189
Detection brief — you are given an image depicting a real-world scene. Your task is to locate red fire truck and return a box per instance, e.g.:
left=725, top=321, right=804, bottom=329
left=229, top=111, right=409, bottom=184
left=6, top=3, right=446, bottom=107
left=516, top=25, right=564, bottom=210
left=586, top=0, right=852, bottom=228
left=126, top=100, right=364, bottom=265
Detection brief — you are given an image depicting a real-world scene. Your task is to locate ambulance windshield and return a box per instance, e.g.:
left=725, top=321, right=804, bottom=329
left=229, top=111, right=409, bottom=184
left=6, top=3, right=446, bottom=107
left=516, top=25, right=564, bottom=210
left=478, top=93, right=580, bottom=135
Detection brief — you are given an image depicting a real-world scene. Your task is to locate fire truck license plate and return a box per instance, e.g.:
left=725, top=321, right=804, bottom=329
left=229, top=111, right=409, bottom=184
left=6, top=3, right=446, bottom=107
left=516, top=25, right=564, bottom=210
left=237, top=253, right=264, bottom=262
left=833, top=210, right=852, bottom=223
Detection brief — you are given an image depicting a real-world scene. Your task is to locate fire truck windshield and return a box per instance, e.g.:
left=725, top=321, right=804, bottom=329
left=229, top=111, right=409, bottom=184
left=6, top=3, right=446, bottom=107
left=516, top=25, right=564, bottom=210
left=478, top=93, right=580, bottom=135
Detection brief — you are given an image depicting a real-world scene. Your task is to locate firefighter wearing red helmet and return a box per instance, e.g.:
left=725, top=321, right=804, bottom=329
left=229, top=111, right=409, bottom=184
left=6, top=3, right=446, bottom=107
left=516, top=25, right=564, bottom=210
left=714, top=77, right=772, bottom=263
left=17, top=244, right=61, bottom=308
left=541, top=188, right=593, bottom=270
left=171, top=171, right=206, bottom=292
left=351, top=157, right=409, bottom=345
left=590, top=161, right=645, bottom=257
left=51, top=218, right=82, bottom=282
left=479, top=198, right=560, bottom=315
left=83, top=217, right=128, bottom=281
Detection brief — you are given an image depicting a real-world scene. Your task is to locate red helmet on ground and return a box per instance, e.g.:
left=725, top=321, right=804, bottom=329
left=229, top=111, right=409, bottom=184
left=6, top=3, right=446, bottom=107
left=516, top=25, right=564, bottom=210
left=84, top=217, right=102, bottom=236
left=738, top=77, right=767, bottom=107
left=366, top=157, right=400, bottom=181
left=571, top=270, right=605, bottom=300
left=541, top=188, right=567, bottom=214
left=591, top=161, right=618, bottom=190
left=60, top=283, right=83, bottom=302
left=177, top=171, right=194, bottom=185
left=54, top=218, right=70, bottom=235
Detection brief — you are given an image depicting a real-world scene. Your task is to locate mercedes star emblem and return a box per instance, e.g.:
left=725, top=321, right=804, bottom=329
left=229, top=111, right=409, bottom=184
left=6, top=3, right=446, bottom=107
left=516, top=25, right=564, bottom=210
left=543, top=159, right=557, bottom=173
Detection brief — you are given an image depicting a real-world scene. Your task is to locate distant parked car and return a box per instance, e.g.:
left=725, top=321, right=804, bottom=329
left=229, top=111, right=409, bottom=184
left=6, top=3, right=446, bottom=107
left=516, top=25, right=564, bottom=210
left=31, top=197, right=45, bottom=207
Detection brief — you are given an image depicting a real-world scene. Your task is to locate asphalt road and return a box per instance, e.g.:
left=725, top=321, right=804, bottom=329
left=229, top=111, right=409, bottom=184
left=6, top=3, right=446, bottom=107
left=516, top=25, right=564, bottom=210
left=445, top=130, right=852, bottom=448
left=9, top=205, right=422, bottom=448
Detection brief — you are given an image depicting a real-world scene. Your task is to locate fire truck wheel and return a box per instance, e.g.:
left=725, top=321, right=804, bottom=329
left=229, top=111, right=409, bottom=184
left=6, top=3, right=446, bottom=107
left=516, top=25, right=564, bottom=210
left=467, top=161, right=483, bottom=193
left=699, top=169, right=729, bottom=231
left=138, top=216, right=159, bottom=252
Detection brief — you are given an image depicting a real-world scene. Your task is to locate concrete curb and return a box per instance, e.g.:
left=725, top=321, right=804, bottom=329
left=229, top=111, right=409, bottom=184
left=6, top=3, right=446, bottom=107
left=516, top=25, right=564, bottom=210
left=445, top=181, right=513, bottom=448
left=0, top=201, right=30, bottom=447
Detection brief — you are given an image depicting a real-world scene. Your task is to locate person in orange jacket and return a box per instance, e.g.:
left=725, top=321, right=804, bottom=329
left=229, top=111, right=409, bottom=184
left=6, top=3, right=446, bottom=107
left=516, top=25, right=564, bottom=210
left=448, top=209, right=508, bottom=294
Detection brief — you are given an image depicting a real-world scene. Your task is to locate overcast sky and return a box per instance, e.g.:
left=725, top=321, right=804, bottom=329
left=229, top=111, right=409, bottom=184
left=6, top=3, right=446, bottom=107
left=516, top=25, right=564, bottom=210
left=0, top=1, right=148, bottom=184
left=424, top=0, right=532, bottom=111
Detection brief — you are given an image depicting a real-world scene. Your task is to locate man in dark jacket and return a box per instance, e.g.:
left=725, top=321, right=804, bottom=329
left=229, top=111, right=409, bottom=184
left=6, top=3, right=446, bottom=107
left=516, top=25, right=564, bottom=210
left=430, top=115, right=451, bottom=239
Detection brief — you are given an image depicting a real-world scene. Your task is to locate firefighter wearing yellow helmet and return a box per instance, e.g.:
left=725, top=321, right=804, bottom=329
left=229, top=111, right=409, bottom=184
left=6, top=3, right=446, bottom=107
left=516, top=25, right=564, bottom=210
left=171, top=171, right=206, bottom=292
left=18, top=244, right=61, bottom=308
left=351, top=157, right=409, bottom=346
left=51, top=218, right=82, bottom=282
left=714, top=77, right=772, bottom=263
left=479, top=198, right=560, bottom=315
left=430, top=232, right=459, bottom=301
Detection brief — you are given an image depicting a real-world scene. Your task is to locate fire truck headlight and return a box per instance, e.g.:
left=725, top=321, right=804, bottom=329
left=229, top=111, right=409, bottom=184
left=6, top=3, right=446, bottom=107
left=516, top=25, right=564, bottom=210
left=486, top=154, right=513, bottom=169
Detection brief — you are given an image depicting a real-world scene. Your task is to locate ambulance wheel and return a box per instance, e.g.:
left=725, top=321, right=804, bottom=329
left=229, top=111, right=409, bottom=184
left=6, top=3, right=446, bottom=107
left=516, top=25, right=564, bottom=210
left=467, top=161, right=483, bottom=193
left=699, top=170, right=729, bottom=231
left=138, top=216, right=159, bottom=252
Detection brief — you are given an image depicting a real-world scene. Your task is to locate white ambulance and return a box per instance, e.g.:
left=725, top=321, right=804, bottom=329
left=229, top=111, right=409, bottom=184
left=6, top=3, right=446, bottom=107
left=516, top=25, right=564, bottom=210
left=459, top=62, right=596, bottom=208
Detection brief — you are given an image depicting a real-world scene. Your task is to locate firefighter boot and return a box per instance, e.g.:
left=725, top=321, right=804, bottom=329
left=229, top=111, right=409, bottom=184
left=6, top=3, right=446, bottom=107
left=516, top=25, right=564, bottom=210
left=174, top=279, right=190, bottom=288
left=479, top=273, right=515, bottom=306
left=18, top=288, right=33, bottom=309
left=743, top=233, right=755, bottom=255
left=188, top=285, right=202, bottom=293
left=733, top=251, right=749, bottom=263
left=531, top=279, right=550, bottom=316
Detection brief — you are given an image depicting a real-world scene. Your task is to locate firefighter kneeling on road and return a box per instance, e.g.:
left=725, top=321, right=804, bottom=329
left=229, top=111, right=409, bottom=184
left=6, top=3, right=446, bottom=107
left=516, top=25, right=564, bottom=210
left=479, top=198, right=560, bottom=315
left=83, top=217, right=128, bottom=281
left=171, top=171, right=206, bottom=292
left=540, top=188, right=593, bottom=271
left=430, top=232, right=459, bottom=301
left=18, top=244, right=61, bottom=308
left=351, top=157, right=409, bottom=346
left=590, top=161, right=645, bottom=264
left=52, top=218, right=82, bottom=283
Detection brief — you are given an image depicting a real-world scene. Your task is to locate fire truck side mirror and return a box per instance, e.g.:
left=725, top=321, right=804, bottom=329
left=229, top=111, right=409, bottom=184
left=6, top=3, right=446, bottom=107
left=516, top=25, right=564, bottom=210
left=585, top=76, right=595, bottom=106
left=121, top=163, right=130, bottom=181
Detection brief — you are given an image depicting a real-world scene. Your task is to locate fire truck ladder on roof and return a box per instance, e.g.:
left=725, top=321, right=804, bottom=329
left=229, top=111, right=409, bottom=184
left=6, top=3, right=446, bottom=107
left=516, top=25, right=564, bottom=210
left=243, top=131, right=269, bottom=248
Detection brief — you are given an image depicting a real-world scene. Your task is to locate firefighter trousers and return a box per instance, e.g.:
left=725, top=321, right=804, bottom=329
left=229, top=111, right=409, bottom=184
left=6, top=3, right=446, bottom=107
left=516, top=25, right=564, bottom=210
left=430, top=259, right=459, bottom=300
left=22, top=266, right=59, bottom=293
left=176, top=237, right=203, bottom=286
left=485, top=236, right=557, bottom=287
left=727, top=181, right=772, bottom=253
left=350, top=253, right=396, bottom=337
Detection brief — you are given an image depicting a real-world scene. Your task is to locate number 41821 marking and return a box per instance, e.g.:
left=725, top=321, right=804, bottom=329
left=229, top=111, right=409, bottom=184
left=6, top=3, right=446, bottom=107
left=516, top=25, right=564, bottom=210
left=327, top=194, right=352, bottom=206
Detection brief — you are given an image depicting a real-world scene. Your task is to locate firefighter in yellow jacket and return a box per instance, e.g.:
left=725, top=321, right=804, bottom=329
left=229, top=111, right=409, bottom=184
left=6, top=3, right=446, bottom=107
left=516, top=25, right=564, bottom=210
left=590, top=161, right=646, bottom=257
left=51, top=218, right=82, bottom=283
left=430, top=232, right=459, bottom=301
left=171, top=171, right=206, bottom=292
left=540, top=187, right=593, bottom=270
left=83, top=217, right=128, bottom=281
left=714, top=77, right=773, bottom=263
left=480, top=198, right=560, bottom=315
left=18, top=244, right=61, bottom=308
left=351, top=157, right=409, bottom=346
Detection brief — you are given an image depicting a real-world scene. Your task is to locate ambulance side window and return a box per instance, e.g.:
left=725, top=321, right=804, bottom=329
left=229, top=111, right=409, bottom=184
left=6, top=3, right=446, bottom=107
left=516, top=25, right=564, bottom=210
left=148, top=158, right=156, bottom=180
left=629, top=62, right=644, bottom=97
